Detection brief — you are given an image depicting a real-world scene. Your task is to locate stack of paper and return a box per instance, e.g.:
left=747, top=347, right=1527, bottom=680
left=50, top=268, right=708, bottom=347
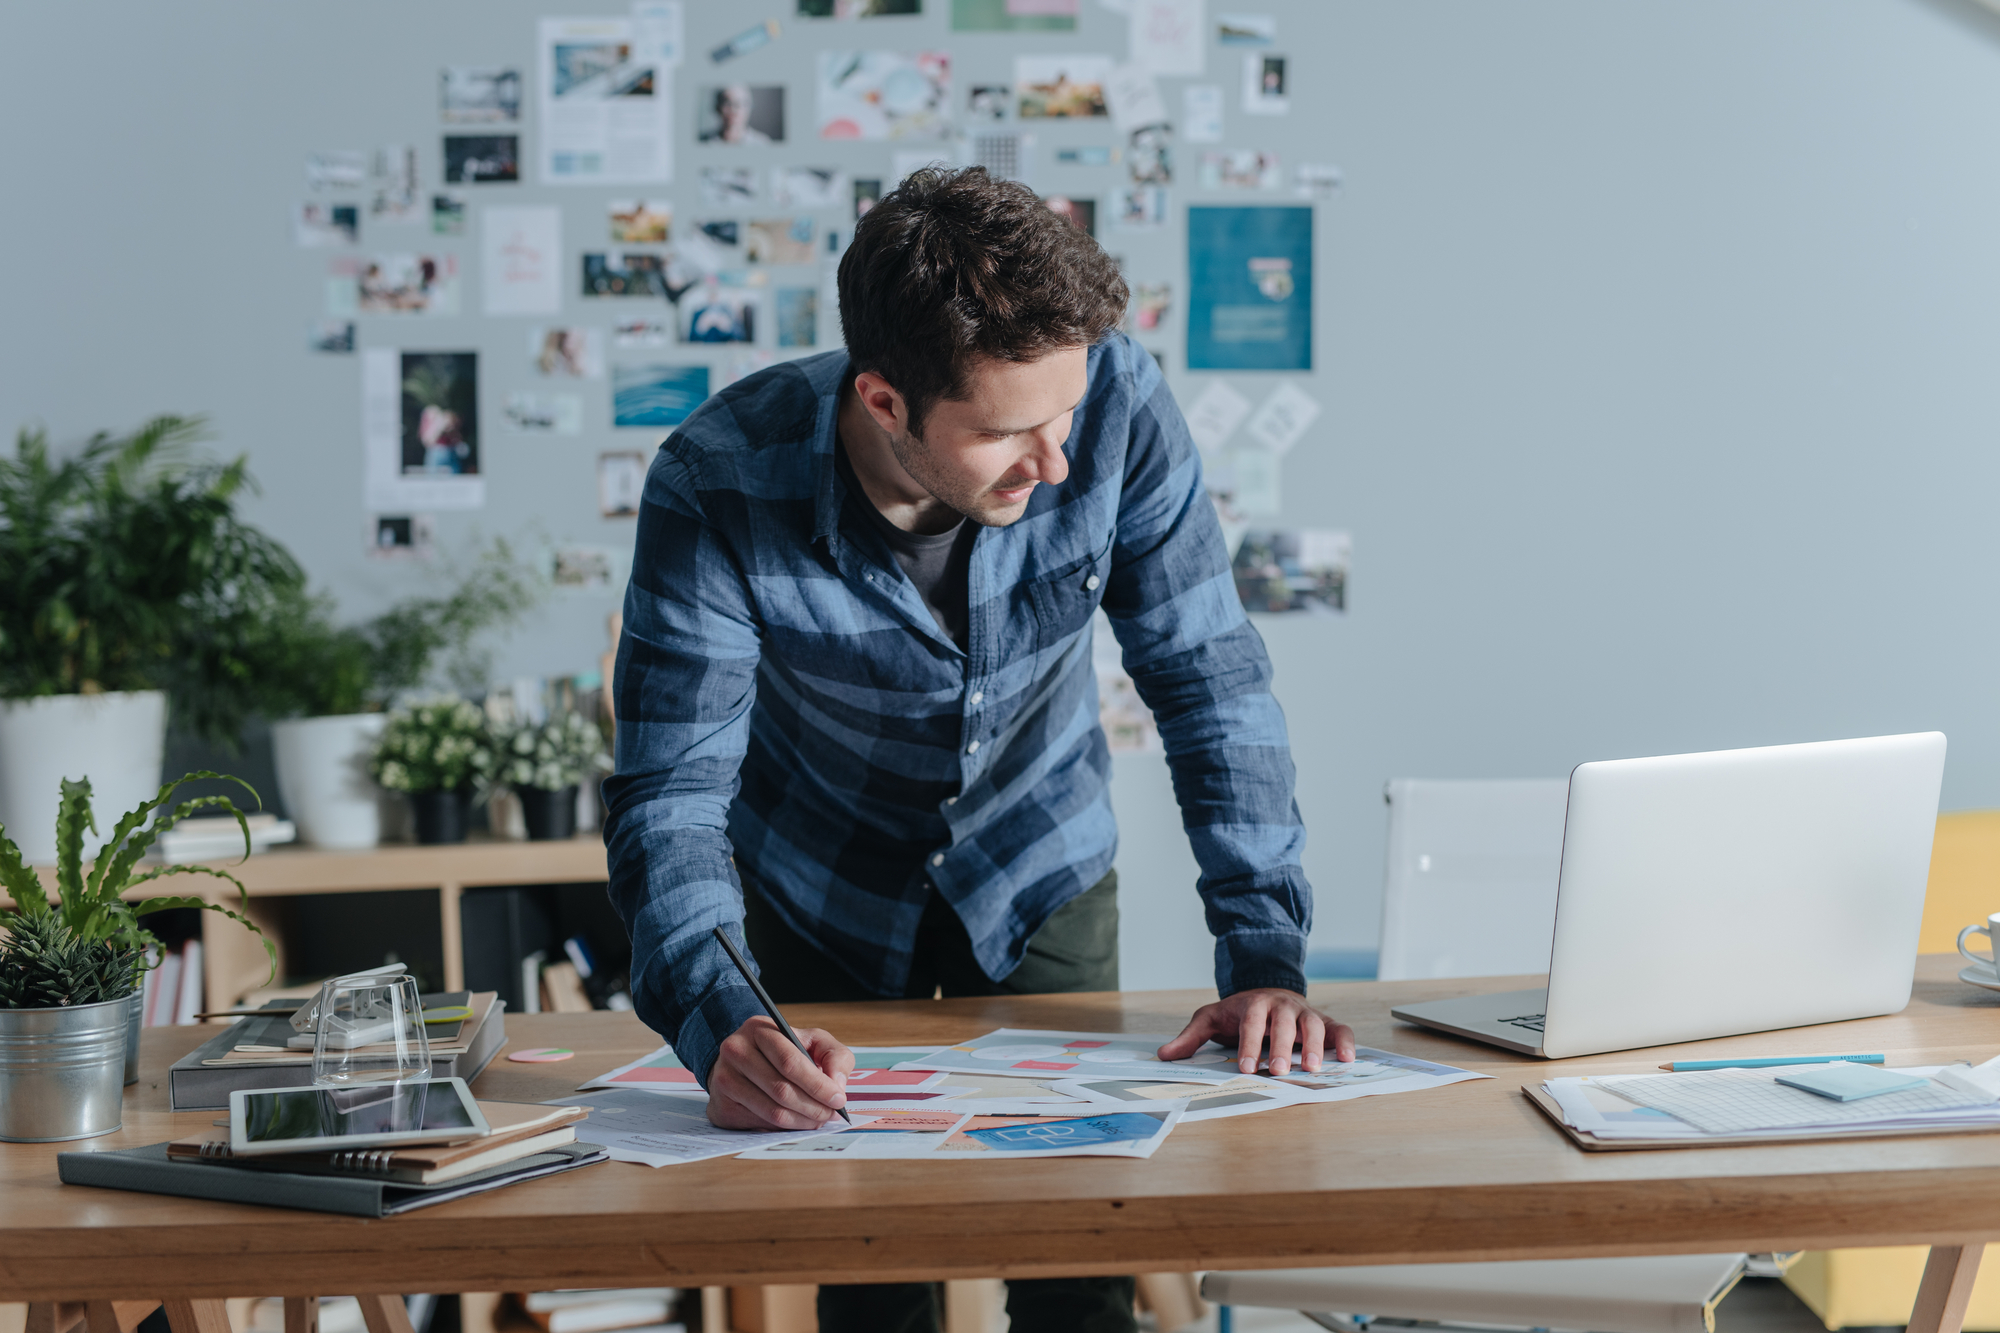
left=1541, top=1058, right=2000, bottom=1147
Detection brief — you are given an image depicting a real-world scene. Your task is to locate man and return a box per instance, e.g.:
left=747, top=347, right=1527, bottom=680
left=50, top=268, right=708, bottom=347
left=605, top=167, right=1346, bottom=1333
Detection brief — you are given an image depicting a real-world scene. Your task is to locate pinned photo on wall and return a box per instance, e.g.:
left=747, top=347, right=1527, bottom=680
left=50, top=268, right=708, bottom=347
left=773, top=166, right=847, bottom=209
left=613, top=364, right=713, bottom=422
left=308, top=320, right=356, bottom=354
left=1104, top=66, right=1167, bottom=130
left=482, top=205, right=563, bottom=315
left=501, top=391, right=583, bottom=434
left=1242, top=380, right=1320, bottom=455
left=598, top=451, right=649, bottom=517
left=1187, top=205, right=1311, bottom=371
left=800, top=0, right=923, bottom=16
left=362, top=350, right=485, bottom=512
left=441, top=67, right=523, bottom=123
left=551, top=545, right=621, bottom=592
left=1054, top=146, right=1115, bottom=167
left=444, top=134, right=520, bottom=183
left=1182, top=84, right=1223, bottom=142
left=818, top=51, right=952, bottom=140
left=540, top=17, right=674, bottom=183
left=747, top=217, right=816, bottom=264
left=853, top=177, right=884, bottom=219
left=431, top=193, right=467, bottom=235
left=613, top=317, right=671, bottom=348
left=296, top=202, right=358, bottom=247
left=367, top=515, right=435, bottom=558
left=1233, top=529, right=1348, bottom=614
left=307, top=150, right=366, bottom=191
left=1294, top=164, right=1342, bottom=198
left=969, top=133, right=1027, bottom=182
left=700, top=166, right=758, bottom=207
left=1222, top=445, right=1279, bottom=515
left=581, top=252, right=681, bottom=300
left=711, top=19, right=780, bottom=64
left=676, top=220, right=745, bottom=275
left=371, top=145, right=420, bottom=221
left=680, top=284, right=757, bottom=342
left=1128, top=123, right=1172, bottom=184
left=1199, top=149, right=1280, bottom=189
left=699, top=84, right=786, bottom=143
left=777, top=287, right=818, bottom=347
left=1216, top=12, right=1274, bottom=44
left=1128, top=0, right=1205, bottom=77
left=1016, top=55, right=1110, bottom=118
left=1043, top=194, right=1096, bottom=237
left=1242, top=52, right=1288, bottom=115
left=968, top=85, right=1010, bottom=120
left=345, top=254, right=460, bottom=316
left=1113, top=187, right=1168, bottom=229
left=531, top=327, right=606, bottom=378
left=1126, top=283, right=1171, bottom=334
left=1182, top=379, right=1251, bottom=451
left=952, top=0, right=1075, bottom=31
left=609, top=199, right=672, bottom=242
left=720, top=350, right=776, bottom=388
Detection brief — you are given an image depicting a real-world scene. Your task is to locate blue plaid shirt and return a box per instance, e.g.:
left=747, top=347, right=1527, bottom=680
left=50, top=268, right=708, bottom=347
left=603, top=335, right=1312, bottom=1086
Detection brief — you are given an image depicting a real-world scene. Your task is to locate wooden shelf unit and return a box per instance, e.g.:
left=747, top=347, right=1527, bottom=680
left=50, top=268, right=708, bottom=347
left=21, top=835, right=608, bottom=1012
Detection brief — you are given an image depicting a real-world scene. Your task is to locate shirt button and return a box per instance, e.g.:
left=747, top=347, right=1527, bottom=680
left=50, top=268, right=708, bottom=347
left=945, top=796, right=958, bottom=805
left=931, top=853, right=945, bottom=867
left=969, top=691, right=984, bottom=706
left=967, top=739, right=980, bottom=754
left=1086, top=574, right=1101, bottom=590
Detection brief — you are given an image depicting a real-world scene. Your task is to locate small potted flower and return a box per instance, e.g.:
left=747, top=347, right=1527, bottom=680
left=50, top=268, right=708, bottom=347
left=495, top=712, right=610, bottom=841
left=367, top=696, right=495, bottom=844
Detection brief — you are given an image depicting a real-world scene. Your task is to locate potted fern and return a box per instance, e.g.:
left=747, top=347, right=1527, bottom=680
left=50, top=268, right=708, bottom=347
left=0, top=772, right=273, bottom=1141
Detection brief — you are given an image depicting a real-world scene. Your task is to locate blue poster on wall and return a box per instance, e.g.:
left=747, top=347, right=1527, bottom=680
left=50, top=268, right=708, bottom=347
left=1187, top=206, right=1313, bottom=371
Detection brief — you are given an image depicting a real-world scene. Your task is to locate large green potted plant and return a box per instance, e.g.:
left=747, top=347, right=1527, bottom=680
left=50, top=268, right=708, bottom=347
left=262, top=541, right=542, bottom=849
left=496, top=711, right=611, bottom=841
left=0, top=772, right=273, bottom=1140
left=0, top=417, right=306, bottom=863
left=368, top=697, right=497, bottom=845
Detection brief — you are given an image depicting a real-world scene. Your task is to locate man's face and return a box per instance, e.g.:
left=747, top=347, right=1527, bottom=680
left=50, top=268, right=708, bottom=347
left=876, top=347, right=1088, bottom=527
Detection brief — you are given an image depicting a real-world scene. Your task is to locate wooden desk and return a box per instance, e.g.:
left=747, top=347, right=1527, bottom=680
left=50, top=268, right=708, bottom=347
left=7, top=955, right=2000, bottom=1322
left=25, top=834, right=608, bottom=1010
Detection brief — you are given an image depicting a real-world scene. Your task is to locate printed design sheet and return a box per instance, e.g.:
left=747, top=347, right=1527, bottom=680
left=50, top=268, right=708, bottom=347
left=543, top=1088, right=834, bottom=1167
left=1241, top=1046, right=1492, bottom=1104
left=738, top=1100, right=1186, bottom=1160
left=1047, top=1073, right=1306, bottom=1121
left=897, top=1029, right=1239, bottom=1083
left=578, top=1044, right=950, bottom=1099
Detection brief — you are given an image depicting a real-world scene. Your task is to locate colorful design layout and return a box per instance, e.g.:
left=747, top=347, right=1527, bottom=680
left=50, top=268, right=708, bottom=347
left=1048, top=1074, right=1305, bottom=1122
left=898, top=1029, right=1239, bottom=1083
left=579, top=1044, right=949, bottom=1095
left=737, top=1100, right=1185, bottom=1160
left=944, top=1110, right=1171, bottom=1154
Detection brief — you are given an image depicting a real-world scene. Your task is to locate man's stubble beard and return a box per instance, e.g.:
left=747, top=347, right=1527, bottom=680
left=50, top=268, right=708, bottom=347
left=884, top=424, right=1032, bottom=528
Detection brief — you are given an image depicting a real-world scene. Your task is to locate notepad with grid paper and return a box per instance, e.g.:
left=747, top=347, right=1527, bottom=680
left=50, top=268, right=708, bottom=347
left=1591, top=1066, right=1991, bottom=1135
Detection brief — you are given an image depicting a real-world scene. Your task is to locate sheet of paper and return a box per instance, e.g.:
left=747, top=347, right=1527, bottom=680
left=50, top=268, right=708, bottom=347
left=1183, top=380, right=1252, bottom=451
left=1225, top=446, right=1279, bottom=515
left=361, top=349, right=484, bottom=512
left=577, top=1043, right=947, bottom=1095
left=897, top=1029, right=1239, bottom=1083
left=538, top=16, right=674, bottom=185
left=1242, top=380, right=1321, bottom=456
left=1104, top=65, right=1167, bottom=130
left=1129, top=0, right=1206, bottom=76
left=737, top=1099, right=1186, bottom=1159
left=1245, top=1046, right=1491, bottom=1104
left=1048, top=1073, right=1305, bottom=1121
left=544, top=1088, right=832, bottom=1166
left=481, top=206, right=563, bottom=315
left=1182, top=84, right=1224, bottom=142
left=1592, top=1066, right=1993, bottom=1136
left=630, top=1, right=684, bottom=69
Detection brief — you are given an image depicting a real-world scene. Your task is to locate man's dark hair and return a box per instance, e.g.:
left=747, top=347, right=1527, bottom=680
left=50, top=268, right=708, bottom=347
left=837, top=166, right=1128, bottom=436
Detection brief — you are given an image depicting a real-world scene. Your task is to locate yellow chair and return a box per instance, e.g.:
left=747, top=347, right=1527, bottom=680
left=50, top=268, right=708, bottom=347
left=1781, top=811, right=2000, bottom=1329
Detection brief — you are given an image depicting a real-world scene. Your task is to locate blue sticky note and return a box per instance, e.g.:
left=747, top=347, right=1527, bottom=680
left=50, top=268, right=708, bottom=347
left=1774, top=1062, right=1929, bottom=1102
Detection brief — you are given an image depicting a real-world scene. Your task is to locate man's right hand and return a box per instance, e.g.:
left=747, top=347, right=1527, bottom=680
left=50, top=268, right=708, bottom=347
left=706, top=1015, right=855, bottom=1130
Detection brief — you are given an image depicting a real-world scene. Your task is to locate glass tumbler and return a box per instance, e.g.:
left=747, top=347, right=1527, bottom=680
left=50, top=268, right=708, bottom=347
left=310, top=974, right=433, bottom=1089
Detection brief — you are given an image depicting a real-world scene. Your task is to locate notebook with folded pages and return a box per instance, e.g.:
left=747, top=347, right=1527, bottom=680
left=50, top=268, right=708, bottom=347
left=166, top=1102, right=588, bottom=1184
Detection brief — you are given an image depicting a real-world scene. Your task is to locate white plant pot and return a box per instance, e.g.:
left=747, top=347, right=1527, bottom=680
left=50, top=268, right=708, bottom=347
left=0, top=691, right=167, bottom=865
left=271, top=714, right=388, bottom=850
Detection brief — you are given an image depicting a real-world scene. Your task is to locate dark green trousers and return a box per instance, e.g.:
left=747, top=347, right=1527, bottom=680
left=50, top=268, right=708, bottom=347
left=743, top=869, right=1136, bottom=1333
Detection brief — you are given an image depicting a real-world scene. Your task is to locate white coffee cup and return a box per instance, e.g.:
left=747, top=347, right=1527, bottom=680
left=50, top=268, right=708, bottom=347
left=1958, top=913, right=2000, bottom=975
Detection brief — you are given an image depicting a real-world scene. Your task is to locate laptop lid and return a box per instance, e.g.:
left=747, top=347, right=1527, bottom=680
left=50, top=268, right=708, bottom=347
left=1539, top=732, right=1945, bottom=1060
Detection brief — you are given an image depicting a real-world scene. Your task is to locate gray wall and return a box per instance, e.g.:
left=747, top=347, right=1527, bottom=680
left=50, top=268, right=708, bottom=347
left=5, top=1, right=2000, bottom=992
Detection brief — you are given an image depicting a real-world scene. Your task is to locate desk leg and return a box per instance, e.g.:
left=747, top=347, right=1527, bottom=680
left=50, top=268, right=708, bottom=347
left=284, top=1296, right=318, bottom=1333
left=440, top=883, right=465, bottom=993
left=162, top=1302, right=229, bottom=1333
left=1910, top=1245, right=1985, bottom=1333
left=84, top=1304, right=159, bottom=1333
left=354, top=1297, right=414, bottom=1333
left=26, top=1307, right=83, bottom=1333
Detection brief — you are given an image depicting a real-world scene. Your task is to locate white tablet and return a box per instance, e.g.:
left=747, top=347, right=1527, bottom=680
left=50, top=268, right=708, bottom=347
left=228, top=1077, right=489, bottom=1157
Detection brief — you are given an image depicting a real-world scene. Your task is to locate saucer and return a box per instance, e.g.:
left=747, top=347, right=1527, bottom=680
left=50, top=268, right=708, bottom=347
left=1958, top=966, right=2000, bottom=993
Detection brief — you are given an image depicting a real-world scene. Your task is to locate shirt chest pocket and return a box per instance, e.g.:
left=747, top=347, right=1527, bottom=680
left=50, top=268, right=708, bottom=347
left=1027, top=533, right=1114, bottom=651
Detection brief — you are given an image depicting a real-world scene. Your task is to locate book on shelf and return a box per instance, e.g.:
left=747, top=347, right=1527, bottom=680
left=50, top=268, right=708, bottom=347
left=168, top=991, right=506, bottom=1111
left=166, top=1102, right=588, bottom=1185
left=522, top=1296, right=676, bottom=1333
left=520, top=1292, right=678, bottom=1316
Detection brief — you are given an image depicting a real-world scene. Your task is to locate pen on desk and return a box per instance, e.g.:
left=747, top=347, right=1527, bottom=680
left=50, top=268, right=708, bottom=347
left=711, top=926, right=853, bottom=1124
left=1657, top=1054, right=1886, bottom=1072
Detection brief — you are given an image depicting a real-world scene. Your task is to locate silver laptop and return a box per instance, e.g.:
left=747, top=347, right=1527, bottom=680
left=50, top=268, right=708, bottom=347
left=1390, top=732, right=1947, bottom=1059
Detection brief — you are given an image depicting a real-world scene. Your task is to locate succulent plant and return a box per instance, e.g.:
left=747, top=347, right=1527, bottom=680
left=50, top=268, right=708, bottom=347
left=0, top=911, right=138, bottom=1010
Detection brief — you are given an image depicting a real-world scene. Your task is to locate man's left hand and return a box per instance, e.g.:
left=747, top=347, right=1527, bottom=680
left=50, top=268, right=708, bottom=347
left=1156, top=987, right=1353, bottom=1076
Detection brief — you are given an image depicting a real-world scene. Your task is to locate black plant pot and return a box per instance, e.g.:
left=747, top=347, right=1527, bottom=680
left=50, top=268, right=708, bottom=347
left=411, top=788, right=470, bottom=845
left=519, top=785, right=579, bottom=841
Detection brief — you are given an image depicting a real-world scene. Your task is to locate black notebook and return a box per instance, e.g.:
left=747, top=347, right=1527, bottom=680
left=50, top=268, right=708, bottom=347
left=58, top=1140, right=605, bottom=1217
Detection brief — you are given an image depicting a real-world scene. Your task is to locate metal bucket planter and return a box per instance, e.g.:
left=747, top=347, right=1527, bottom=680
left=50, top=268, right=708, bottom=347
left=0, top=994, right=130, bottom=1142
left=123, top=988, right=143, bottom=1086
